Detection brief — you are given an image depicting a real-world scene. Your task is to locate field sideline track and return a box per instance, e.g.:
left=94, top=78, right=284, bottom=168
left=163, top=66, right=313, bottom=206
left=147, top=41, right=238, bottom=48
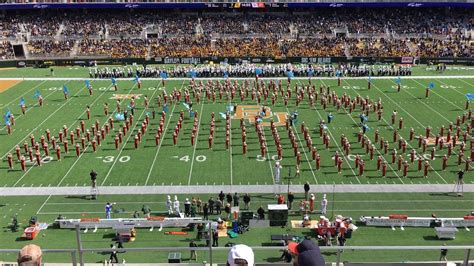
left=0, top=184, right=473, bottom=196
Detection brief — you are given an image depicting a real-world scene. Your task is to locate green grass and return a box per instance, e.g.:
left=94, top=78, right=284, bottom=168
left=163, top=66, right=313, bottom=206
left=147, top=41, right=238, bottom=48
left=1, top=193, right=474, bottom=263
left=0, top=75, right=473, bottom=187
left=0, top=66, right=473, bottom=263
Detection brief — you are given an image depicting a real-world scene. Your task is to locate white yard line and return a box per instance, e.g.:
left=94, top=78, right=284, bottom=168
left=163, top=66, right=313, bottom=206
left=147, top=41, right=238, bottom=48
left=187, top=93, right=205, bottom=186
left=100, top=83, right=160, bottom=186
left=1, top=80, right=47, bottom=109
left=296, top=79, right=361, bottom=184
left=410, top=78, right=463, bottom=111
left=1, top=80, right=76, bottom=159
left=330, top=79, right=405, bottom=184
left=144, top=80, right=185, bottom=185
left=13, top=82, right=115, bottom=187
left=0, top=81, right=61, bottom=131
left=391, top=79, right=451, bottom=123
left=228, top=95, right=234, bottom=188
left=37, top=208, right=474, bottom=215
left=36, top=194, right=52, bottom=215
left=285, top=106, right=318, bottom=184
left=370, top=81, right=449, bottom=183
left=42, top=198, right=474, bottom=205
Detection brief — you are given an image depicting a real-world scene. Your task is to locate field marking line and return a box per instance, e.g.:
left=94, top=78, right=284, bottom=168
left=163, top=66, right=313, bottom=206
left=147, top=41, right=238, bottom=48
left=409, top=78, right=463, bottom=111
left=335, top=79, right=405, bottom=183
left=13, top=82, right=115, bottom=187
left=1, top=82, right=74, bottom=153
left=296, top=79, right=361, bottom=183
left=36, top=194, right=52, bottom=215
left=0, top=80, right=46, bottom=108
left=2, top=80, right=78, bottom=160
left=252, top=94, right=275, bottom=185
left=390, top=79, right=451, bottom=123
left=187, top=89, right=205, bottom=186
left=2, top=75, right=474, bottom=82
left=55, top=83, right=137, bottom=187
left=359, top=79, right=448, bottom=182
left=42, top=198, right=474, bottom=205
left=0, top=81, right=65, bottom=131
left=100, top=83, right=161, bottom=186
left=285, top=106, right=318, bottom=184
left=144, top=80, right=185, bottom=186
left=228, top=92, right=233, bottom=188
left=37, top=208, right=474, bottom=215
left=369, top=80, right=449, bottom=183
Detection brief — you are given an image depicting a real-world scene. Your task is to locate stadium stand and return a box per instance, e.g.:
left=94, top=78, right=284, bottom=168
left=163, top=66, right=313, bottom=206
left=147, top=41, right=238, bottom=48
left=0, top=9, right=470, bottom=59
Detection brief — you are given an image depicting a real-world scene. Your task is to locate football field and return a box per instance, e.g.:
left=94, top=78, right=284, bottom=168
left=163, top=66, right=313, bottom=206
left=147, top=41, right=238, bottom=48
left=0, top=72, right=473, bottom=188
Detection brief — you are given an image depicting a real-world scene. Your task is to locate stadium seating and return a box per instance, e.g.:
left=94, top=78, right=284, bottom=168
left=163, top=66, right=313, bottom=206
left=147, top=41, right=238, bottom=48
left=0, top=9, right=470, bottom=59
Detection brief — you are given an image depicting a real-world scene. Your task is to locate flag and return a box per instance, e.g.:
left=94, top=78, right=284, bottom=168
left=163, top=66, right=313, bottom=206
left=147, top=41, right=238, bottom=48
left=160, top=71, right=168, bottom=80
left=3, top=109, right=11, bottom=125
left=395, top=76, right=401, bottom=85
left=307, top=68, right=315, bottom=77
left=111, top=78, right=117, bottom=86
left=336, top=70, right=341, bottom=77
left=287, top=70, right=294, bottom=79
left=63, top=85, right=69, bottom=94
left=134, top=75, right=141, bottom=84
left=255, top=68, right=263, bottom=76
left=428, top=82, right=435, bottom=90
left=368, top=76, right=372, bottom=83
left=224, top=71, right=229, bottom=79
left=182, top=102, right=191, bottom=111
left=19, top=97, right=25, bottom=106
left=33, top=90, right=41, bottom=99
left=466, top=93, right=474, bottom=101
left=85, top=80, right=91, bottom=88
left=219, top=112, right=227, bottom=119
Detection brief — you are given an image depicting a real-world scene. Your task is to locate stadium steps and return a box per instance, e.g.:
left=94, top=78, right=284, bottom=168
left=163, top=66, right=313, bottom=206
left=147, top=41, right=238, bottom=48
left=55, top=24, right=65, bottom=40
left=70, top=40, right=80, bottom=57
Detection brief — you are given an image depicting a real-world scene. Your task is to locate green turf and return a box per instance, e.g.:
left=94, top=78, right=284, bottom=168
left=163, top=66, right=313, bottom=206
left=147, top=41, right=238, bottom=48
left=1, top=192, right=474, bottom=263
left=0, top=67, right=473, bottom=264
left=0, top=64, right=472, bottom=78
left=0, top=76, right=473, bottom=187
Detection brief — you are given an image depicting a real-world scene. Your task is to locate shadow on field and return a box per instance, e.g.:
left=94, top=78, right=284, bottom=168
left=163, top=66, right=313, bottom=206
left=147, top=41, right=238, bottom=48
left=423, top=235, right=445, bottom=241
left=65, top=195, right=92, bottom=200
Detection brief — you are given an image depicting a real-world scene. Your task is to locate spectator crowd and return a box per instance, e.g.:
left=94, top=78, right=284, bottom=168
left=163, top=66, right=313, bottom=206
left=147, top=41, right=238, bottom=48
left=0, top=9, right=471, bottom=59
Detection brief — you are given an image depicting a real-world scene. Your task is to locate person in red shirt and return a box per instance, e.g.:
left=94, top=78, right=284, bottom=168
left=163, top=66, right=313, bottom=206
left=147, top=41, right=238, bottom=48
left=70, top=132, right=75, bottom=145
left=134, top=135, right=139, bottom=149
left=155, top=134, right=160, bottom=147
left=337, top=156, right=342, bottom=173
left=43, top=143, right=49, bottom=156
left=242, top=141, right=247, bottom=155
left=7, top=153, right=13, bottom=170
left=96, top=133, right=101, bottom=146
left=403, top=161, right=409, bottom=177
left=15, top=145, right=21, bottom=161
left=81, top=137, right=86, bottom=149
left=104, top=103, right=109, bottom=116
left=55, top=146, right=61, bottom=161
left=91, top=139, right=97, bottom=152
left=75, top=143, right=81, bottom=157
left=20, top=155, right=26, bottom=171
left=35, top=150, right=41, bottom=166
left=382, top=161, right=388, bottom=177
left=424, top=161, right=430, bottom=178
left=208, top=135, right=213, bottom=149
left=441, top=154, right=448, bottom=170
left=399, top=117, right=404, bottom=130
left=86, top=105, right=91, bottom=120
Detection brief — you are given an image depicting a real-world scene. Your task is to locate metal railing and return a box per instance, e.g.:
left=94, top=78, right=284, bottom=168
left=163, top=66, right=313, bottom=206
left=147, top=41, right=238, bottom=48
left=0, top=225, right=472, bottom=266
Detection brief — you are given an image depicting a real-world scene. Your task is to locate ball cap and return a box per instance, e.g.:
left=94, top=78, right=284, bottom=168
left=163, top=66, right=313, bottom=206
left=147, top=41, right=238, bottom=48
left=227, top=244, right=254, bottom=266
left=287, top=239, right=325, bottom=266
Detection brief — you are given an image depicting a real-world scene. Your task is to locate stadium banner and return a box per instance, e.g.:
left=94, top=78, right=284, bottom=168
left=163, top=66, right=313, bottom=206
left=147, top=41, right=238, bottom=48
left=0, top=57, right=473, bottom=69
